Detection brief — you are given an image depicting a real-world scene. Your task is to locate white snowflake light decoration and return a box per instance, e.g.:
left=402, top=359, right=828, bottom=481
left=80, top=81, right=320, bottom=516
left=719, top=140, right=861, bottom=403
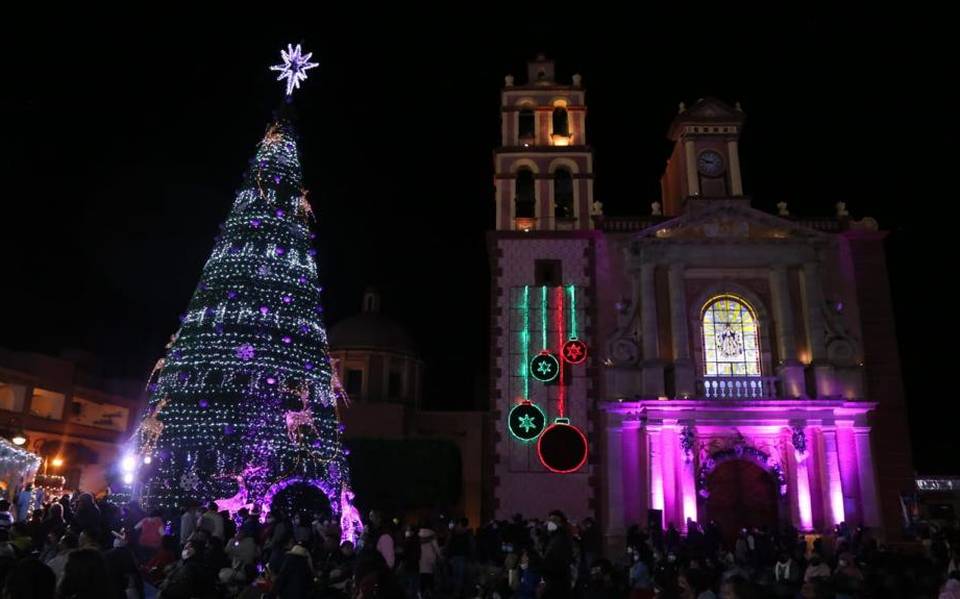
left=270, top=43, right=319, bottom=96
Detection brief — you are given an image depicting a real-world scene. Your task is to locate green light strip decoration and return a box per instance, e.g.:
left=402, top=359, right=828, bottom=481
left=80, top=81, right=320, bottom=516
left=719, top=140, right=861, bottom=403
left=541, top=285, right=548, bottom=350
left=520, top=285, right=530, bottom=400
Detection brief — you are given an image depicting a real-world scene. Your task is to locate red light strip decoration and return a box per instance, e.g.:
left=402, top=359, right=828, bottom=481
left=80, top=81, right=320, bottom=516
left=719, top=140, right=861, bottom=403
left=555, top=285, right=565, bottom=418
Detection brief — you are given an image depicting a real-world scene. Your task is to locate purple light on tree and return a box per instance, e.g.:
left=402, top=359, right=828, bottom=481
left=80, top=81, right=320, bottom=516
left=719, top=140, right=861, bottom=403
left=259, top=306, right=270, bottom=315
left=236, top=344, right=255, bottom=361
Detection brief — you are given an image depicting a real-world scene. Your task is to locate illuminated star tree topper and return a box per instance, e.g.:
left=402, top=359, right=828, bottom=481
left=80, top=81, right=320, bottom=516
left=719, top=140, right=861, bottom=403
left=270, top=43, right=319, bottom=96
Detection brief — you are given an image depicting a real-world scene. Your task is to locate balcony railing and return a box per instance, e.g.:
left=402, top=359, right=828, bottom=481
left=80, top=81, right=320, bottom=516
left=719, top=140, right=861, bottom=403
left=697, top=376, right=779, bottom=399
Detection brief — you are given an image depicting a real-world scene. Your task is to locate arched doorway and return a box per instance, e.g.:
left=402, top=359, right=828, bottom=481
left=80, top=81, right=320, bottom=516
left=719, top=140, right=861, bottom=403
left=703, top=460, right=779, bottom=545
left=269, top=481, right=333, bottom=520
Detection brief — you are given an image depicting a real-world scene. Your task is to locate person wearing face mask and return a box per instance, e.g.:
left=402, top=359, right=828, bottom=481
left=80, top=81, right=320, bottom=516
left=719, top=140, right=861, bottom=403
left=159, top=539, right=214, bottom=599
left=541, top=510, right=573, bottom=598
left=803, top=553, right=830, bottom=582
left=628, top=546, right=654, bottom=596
left=512, top=548, right=541, bottom=599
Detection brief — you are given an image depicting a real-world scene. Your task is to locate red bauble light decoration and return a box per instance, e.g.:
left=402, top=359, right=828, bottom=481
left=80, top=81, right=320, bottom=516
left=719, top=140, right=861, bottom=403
left=561, top=338, right=588, bottom=365
left=537, top=419, right=588, bottom=474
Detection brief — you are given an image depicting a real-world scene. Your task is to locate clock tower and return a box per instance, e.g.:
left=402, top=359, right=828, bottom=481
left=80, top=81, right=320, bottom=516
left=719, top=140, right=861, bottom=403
left=660, top=97, right=746, bottom=216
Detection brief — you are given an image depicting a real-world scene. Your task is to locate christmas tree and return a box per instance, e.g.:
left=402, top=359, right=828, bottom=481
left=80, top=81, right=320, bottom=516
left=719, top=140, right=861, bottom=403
left=131, top=45, right=362, bottom=542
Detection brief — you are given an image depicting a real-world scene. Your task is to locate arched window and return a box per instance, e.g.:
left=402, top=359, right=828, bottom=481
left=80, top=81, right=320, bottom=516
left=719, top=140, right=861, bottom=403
left=554, top=168, right=574, bottom=219
left=552, top=107, right=569, bottom=136
left=702, top=295, right=761, bottom=377
left=518, top=108, right=535, bottom=141
left=515, top=169, right=535, bottom=218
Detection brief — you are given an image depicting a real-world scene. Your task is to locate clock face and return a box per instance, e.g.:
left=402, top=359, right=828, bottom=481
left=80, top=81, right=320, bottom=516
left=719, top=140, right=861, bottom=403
left=697, top=150, right=725, bottom=177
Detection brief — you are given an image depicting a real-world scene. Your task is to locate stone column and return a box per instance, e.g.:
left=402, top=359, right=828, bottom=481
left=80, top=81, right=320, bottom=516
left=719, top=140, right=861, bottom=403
left=622, top=421, right=644, bottom=527
left=678, top=423, right=698, bottom=528
left=727, top=139, right=743, bottom=196
left=640, top=263, right=665, bottom=397
left=854, top=428, right=882, bottom=529
left=684, top=140, right=700, bottom=196
left=800, top=261, right=835, bottom=398
left=660, top=425, right=680, bottom=530
left=668, top=264, right=695, bottom=397
left=820, top=428, right=847, bottom=527
left=648, top=426, right=665, bottom=528
left=794, top=429, right=815, bottom=531
left=604, top=415, right=627, bottom=555
left=769, top=265, right=805, bottom=397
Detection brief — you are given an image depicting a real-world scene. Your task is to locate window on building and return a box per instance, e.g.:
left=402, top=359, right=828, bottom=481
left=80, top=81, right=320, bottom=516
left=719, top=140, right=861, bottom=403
left=518, top=108, right=535, bottom=140
left=388, top=371, right=402, bottom=399
left=70, top=396, right=130, bottom=432
left=702, top=296, right=761, bottom=377
left=535, top=259, right=563, bottom=287
left=552, top=107, right=569, bottom=136
left=29, top=388, right=66, bottom=420
left=515, top=169, right=536, bottom=218
left=554, top=168, right=574, bottom=219
left=345, top=369, right=363, bottom=398
left=0, top=381, right=26, bottom=413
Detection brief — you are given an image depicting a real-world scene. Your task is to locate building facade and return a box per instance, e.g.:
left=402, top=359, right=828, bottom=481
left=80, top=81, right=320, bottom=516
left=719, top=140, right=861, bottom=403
left=329, top=291, right=487, bottom=526
left=0, top=348, right=143, bottom=496
left=488, top=57, right=912, bottom=548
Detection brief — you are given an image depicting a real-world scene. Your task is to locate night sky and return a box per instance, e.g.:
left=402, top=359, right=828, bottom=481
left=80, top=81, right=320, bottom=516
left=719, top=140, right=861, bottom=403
left=3, top=11, right=952, bottom=472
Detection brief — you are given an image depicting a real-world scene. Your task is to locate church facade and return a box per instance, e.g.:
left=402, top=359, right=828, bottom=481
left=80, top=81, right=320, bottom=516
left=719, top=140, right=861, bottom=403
left=487, top=56, right=913, bottom=548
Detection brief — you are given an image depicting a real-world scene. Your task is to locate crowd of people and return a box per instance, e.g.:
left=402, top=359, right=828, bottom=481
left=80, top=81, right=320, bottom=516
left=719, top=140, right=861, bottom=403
left=0, top=485, right=958, bottom=598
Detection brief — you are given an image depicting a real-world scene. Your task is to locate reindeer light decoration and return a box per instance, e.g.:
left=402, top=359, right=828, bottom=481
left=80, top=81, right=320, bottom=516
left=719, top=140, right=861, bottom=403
left=284, top=384, right=318, bottom=444
left=138, top=397, right=169, bottom=457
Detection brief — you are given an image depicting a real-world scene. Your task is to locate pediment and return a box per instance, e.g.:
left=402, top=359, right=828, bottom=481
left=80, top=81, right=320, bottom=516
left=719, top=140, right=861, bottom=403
left=634, top=202, right=829, bottom=242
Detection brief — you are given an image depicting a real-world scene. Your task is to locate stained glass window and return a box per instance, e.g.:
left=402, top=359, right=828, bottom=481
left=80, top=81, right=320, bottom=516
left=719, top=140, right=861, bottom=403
left=702, top=296, right=761, bottom=377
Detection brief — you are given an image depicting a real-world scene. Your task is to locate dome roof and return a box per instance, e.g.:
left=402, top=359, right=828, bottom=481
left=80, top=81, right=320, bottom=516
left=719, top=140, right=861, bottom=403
left=327, top=290, right=418, bottom=356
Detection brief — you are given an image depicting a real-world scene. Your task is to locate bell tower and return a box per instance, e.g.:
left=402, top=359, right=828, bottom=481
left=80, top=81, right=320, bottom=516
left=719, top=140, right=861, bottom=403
left=660, top=97, right=746, bottom=216
left=493, top=55, right=596, bottom=231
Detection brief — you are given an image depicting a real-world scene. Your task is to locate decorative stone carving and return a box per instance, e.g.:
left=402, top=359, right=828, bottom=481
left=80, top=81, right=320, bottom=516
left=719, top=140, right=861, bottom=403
left=777, top=201, right=790, bottom=216
left=651, top=201, right=662, bottom=216
left=835, top=202, right=849, bottom=217
left=822, top=301, right=859, bottom=366
left=572, top=73, right=582, bottom=87
left=504, top=74, right=514, bottom=87
left=591, top=200, right=604, bottom=216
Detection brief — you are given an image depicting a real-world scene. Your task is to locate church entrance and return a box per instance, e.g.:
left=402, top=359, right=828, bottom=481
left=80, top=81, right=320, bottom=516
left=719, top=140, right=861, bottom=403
left=703, top=459, right=779, bottom=545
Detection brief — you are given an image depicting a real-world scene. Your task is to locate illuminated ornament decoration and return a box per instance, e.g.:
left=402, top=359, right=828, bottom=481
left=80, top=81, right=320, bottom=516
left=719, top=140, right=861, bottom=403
left=530, top=352, right=559, bottom=383
left=508, top=401, right=546, bottom=442
left=562, top=339, right=587, bottom=365
left=236, top=344, right=255, bottom=361
left=537, top=418, right=589, bottom=474
left=269, top=43, right=319, bottom=97
left=180, top=470, right=200, bottom=491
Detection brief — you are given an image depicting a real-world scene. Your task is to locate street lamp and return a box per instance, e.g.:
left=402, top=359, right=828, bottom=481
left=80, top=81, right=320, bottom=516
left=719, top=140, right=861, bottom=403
left=51, top=457, right=64, bottom=468
left=10, top=430, right=26, bottom=446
